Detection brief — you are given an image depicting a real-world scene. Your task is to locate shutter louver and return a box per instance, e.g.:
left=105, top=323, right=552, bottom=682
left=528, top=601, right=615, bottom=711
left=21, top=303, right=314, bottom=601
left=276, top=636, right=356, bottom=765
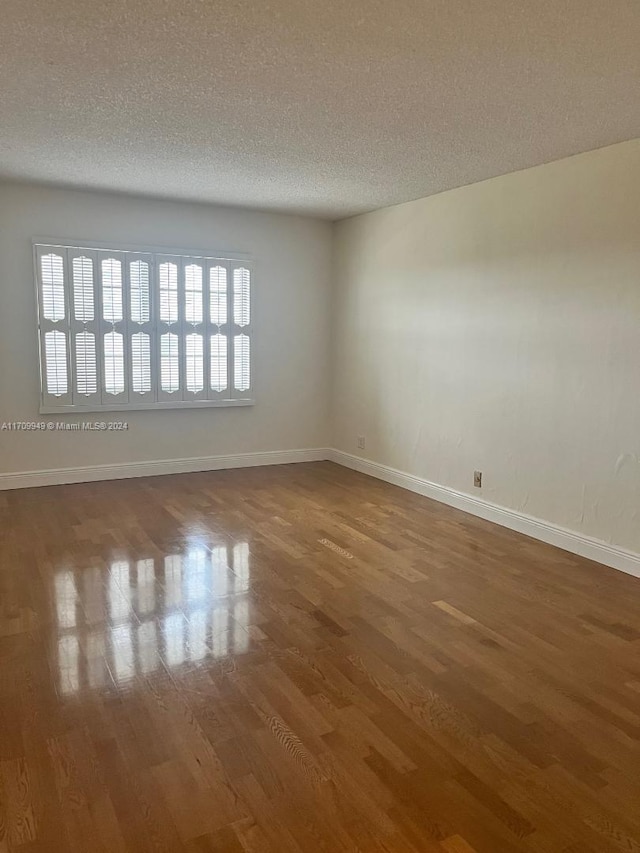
left=69, top=249, right=98, bottom=405
left=72, top=256, right=94, bottom=321
left=160, top=332, right=179, bottom=392
left=185, top=333, right=204, bottom=393
left=234, top=334, right=250, bottom=392
left=104, top=331, right=125, bottom=395
left=185, top=264, right=203, bottom=325
left=45, top=330, right=68, bottom=395
left=131, top=332, right=151, bottom=394
left=233, top=268, right=250, bottom=326
left=209, top=266, right=227, bottom=325
left=231, top=267, right=251, bottom=395
left=130, top=261, right=150, bottom=324
left=41, top=253, right=66, bottom=321
left=102, top=259, right=123, bottom=322
left=75, top=331, right=97, bottom=395
left=210, top=334, right=227, bottom=392
left=159, top=262, right=178, bottom=324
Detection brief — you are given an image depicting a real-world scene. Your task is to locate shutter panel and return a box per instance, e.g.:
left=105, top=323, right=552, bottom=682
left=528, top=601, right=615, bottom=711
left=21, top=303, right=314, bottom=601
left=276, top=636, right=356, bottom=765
left=206, top=263, right=229, bottom=399
left=210, top=333, right=227, bottom=393
left=184, top=263, right=203, bottom=324
left=185, top=333, right=204, bottom=393
left=103, top=331, right=125, bottom=395
left=131, top=332, right=152, bottom=394
left=128, top=256, right=155, bottom=401
left=156, top=258, right=182, bottom=401
left=72, top=256, right=94, bottom=321
left=160, top=332, right=180, bottom=393
left=130, top=260, right=151, bottom=324
left=98, top=252, right=128, bottom=404
left=233, top=267, right=250, bottom=326
left=101, top=257, right=123, bottom=322
left=159, top=261, right=178, bottom=324
left=37, top=246, right=72, bottom=408
left=209, top=266, right=227, bottom=325
left=69, top=249, right=101, bottom=405
left=75, top=331, right=97, bottom=395
left=44, top=330, right=69, bottom=396
left=230, top=265, right=252, bottom=398
left=183, top=260, right=206, bottom=400
left=233, top=334, right=251, bottom=392
left=41, top=252, right=66, bottom=321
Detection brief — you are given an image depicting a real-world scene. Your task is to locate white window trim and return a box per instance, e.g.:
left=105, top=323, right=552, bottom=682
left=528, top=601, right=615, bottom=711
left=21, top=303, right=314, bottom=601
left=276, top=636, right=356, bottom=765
left=33, top=238, right=254, bottom=414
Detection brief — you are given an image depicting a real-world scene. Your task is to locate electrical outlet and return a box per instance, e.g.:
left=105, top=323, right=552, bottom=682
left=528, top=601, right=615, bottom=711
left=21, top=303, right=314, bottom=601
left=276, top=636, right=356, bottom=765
left=474, top=470, right=482, bottom=488
left=357, top=435, right=366, bottom=450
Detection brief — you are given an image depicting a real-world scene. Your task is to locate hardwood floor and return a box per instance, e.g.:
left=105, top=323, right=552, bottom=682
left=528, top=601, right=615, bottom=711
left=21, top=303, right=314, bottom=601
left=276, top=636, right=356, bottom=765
left=1, top=461, right=640, bottom=852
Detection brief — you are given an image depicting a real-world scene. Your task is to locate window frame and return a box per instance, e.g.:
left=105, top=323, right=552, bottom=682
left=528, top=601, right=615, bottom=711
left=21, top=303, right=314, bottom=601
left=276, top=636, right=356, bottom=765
left=33, top=238, right=254, bottom=414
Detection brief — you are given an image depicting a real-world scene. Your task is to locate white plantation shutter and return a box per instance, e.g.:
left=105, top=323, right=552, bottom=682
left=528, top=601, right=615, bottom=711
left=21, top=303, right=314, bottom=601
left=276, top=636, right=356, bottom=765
left=101, top=258, right=123, bottom=323
left=35, top=243, right=252, bottom=411
left=69, top=249, right=100, bottom=404
left=208, top=264, right=229, bottom=397
left=233, top=267, right=251, bottom=326
left=99, top=254, right=128, bottom=405
left=131, top=332, right=152, bottom=394
left=37, top=247, right=72, bottom=407
left=185, top=333, right=204, bottom=393
left=156, top=257, right=181, bottom=401
left=75, top=331, right=97, bottom=395
left=209, top=266, right=227, bottom=325
left=210, top=333, right=227, bottom=393
left=184, top=264, right=203, bottom=324
left=234, top=334, right=251, bottom=392
left=128, top=256, right=154, bottom=401
left=159, top=261, right=178, bottom=324
left=41, top=253, right=66, bottom=321
left=160, top=332, right=180, bottom=393
left=104, top=331, right=125, bottom=395
left=44, top=330, right=68, bottom=396
left=231, top=266, right=252, bottom=395
left=130, top=260, right=151, bottom=324
left=72, top=256, right=94, bottom=321
left=183, top=260, right=206, bottom=401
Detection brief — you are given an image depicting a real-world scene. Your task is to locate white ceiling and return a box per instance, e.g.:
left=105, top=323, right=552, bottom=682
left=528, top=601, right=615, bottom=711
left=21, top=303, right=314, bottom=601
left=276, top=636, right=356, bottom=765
left=1, top=0, right=639, bottom=219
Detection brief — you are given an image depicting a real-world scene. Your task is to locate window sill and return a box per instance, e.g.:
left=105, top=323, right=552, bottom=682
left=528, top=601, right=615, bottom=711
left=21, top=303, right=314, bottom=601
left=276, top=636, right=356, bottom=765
left=40, top=398, right=254, bottom=414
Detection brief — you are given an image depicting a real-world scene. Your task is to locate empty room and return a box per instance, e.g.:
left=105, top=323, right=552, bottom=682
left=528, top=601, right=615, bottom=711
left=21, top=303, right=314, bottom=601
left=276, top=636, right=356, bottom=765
left=1, top=1, right=640, bottom=851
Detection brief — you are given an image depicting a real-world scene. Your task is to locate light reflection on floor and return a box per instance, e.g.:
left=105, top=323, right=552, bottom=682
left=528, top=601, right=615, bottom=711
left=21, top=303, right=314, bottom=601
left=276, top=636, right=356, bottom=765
left=54, top=542, right=251, bottom=695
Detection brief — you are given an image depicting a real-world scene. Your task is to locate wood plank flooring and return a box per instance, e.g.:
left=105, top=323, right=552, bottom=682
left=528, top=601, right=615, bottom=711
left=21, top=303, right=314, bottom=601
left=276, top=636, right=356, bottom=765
left=1, top=461, right=640, bottom=852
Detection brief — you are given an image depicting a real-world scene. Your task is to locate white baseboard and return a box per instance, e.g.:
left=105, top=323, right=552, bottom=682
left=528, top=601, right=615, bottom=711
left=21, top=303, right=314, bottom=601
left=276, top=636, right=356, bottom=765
left=0, top=448, right=327, bottom=491
left=328, top=449, right=640, bottom=579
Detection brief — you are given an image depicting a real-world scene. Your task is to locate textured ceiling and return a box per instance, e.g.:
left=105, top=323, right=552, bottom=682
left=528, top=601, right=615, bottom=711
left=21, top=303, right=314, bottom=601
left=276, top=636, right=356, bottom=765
left=1, top=0, right=639, bottom=219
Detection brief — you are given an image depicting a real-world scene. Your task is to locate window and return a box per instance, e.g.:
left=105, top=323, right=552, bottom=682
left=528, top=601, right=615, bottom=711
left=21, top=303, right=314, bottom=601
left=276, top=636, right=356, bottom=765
left=34, top=242, right=253, bottom=412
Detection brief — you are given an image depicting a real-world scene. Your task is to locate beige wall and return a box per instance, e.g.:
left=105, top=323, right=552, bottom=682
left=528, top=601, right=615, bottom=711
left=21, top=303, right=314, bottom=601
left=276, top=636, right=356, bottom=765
left=0, top=183, right=332, bottom=473
left=332, top=140, right=640, bottom=553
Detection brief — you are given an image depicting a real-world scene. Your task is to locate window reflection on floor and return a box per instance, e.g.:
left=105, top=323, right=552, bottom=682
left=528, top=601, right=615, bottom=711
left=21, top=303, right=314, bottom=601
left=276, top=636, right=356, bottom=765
left=164, top=554, right=182, bottom=607
left=54, top=571, right=78, bottom=629
left=54, top=540, right=251, bottom=695
left=109, top=560, right=131, bottom=621
left=137, top=559, right=156, bottom=615
left=87, top=631, right=108, bottom=689
left=57, top=634, right=80, bottom=694
left=138, top=620, right=159, bottom=674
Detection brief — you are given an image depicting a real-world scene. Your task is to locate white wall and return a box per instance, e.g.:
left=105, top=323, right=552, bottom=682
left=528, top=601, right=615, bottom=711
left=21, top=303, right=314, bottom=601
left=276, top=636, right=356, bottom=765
left=332, top=139, right=640, bottom=554
left=0, top=183, right=332, bottom=475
